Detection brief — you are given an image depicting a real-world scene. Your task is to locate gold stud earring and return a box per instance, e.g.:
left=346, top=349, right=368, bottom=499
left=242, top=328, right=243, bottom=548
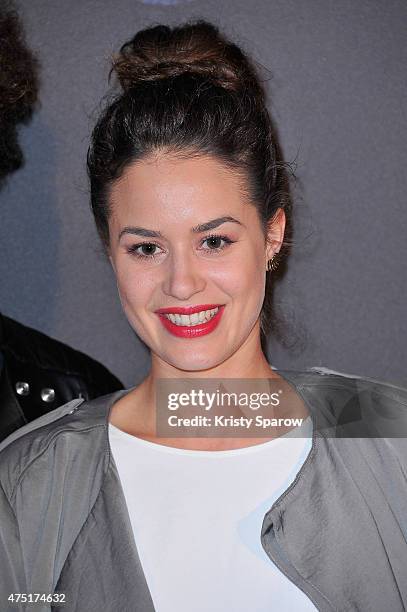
left=266, top=254, right=280, bottom=272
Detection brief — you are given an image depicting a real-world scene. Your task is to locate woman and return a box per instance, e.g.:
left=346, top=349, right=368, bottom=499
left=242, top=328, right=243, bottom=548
left=1, top=20, right=407, bottom=612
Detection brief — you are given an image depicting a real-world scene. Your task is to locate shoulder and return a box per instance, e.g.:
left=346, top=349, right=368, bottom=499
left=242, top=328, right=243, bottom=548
left=275, top=367, right=407, bottom=490
left=275, top=366, right=407, bottom=437
left=280, top=365, right=406, bottom=393
left=280, top=365, right=407, bottom=401
left=305, top=366, right=407, bottom=407
left=0, top=390, right=126, bottom=501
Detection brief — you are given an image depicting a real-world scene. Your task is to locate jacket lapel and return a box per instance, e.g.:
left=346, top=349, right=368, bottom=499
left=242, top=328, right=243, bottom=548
left=261, top=375, right=407, bottom=612
left=55, top=456, right=156, bottom=611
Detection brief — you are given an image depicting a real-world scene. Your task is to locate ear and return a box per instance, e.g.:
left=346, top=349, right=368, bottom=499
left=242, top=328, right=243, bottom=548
left=265, top=207, right=286, bottom=261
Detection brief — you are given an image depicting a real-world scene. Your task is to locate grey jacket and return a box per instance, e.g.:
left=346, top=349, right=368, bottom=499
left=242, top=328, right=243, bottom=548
left=1, top=367, right=407, bottom=612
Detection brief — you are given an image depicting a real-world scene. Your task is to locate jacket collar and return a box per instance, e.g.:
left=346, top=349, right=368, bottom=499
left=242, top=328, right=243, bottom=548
left=73, top=367, right=323, bottom=477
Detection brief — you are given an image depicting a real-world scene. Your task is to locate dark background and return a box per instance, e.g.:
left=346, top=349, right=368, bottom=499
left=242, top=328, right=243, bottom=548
left=1, top=0, right=406, bottom=388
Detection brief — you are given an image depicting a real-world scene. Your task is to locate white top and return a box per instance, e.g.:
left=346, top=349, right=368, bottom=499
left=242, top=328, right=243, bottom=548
left=108, top=417, right=317, bottom=611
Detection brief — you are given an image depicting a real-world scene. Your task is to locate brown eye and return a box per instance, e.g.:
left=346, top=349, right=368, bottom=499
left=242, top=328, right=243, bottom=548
left=140, top=244, right=157, bottom=256
left=206, top=236, right=223, bottom=249
left=201, top=234, right=235, bottom=253
left=127, top=242, right=163, bottom=260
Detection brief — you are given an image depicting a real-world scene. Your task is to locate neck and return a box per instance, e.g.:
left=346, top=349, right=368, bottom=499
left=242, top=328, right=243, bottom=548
left=108, top=325, right=290, bottom=448
left=135, top=325, right=279, bottom=415
left=149, top=324, right=276, bottom=382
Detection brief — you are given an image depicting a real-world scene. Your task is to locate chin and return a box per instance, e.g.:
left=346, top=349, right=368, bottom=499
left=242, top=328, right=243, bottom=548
left=161, top=349, right=228, bottom=373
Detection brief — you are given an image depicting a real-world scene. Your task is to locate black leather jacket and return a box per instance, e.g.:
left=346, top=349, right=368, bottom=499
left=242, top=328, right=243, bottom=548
left=0, top=313, right=123, bottom=442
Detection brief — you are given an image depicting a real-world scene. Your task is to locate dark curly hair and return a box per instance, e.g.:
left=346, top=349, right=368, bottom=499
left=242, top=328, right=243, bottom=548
left=87, top=20, right=295, bottom=355
left=0, top=0, right=39, bottom=184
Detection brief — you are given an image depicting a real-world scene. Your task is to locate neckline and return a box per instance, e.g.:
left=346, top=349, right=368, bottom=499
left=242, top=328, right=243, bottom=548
left=102, top=365, right=318, bottom=456
left=108, top=415, right=313, bottom=457
left=101, top=366, right=320, bottom=523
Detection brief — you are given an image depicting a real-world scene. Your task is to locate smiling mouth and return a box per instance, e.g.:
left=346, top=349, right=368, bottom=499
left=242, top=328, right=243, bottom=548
left=163, top=307, right=219, bottom=327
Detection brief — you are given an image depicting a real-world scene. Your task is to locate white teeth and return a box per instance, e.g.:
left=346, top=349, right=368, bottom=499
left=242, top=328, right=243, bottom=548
left=165, top=307, right=220, bottom=326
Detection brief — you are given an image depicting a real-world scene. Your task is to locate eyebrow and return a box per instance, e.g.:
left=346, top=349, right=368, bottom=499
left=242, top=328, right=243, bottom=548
left=118, top=216, right=243, bottom=240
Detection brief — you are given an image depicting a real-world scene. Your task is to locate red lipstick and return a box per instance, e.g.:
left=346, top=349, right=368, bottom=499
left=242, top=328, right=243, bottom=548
left=155, top=304, right=225, bottom=338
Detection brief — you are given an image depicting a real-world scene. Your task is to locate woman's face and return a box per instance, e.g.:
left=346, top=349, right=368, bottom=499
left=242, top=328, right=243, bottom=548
left=108, top=153, right=285, bottom=371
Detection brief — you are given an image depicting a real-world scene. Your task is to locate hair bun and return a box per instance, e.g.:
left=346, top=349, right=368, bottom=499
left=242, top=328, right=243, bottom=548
left=112, top=20, right=262, bottom=95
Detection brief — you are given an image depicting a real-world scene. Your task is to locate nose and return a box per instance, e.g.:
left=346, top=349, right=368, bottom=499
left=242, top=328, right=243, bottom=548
left=161, top=249, right=206, bottom=301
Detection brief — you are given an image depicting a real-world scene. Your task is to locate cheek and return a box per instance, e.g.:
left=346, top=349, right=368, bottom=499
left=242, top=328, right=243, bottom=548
left=212, top=250, right=265, bottom=298
left=115, top=264, right=156, bottom=312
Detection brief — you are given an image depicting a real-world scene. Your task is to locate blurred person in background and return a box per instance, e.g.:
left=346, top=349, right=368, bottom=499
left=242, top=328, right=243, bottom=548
left=0, top=0, right=123, bottom=442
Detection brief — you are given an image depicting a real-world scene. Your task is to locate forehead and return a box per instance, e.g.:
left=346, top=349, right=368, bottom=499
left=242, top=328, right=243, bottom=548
left=109, top=153, right=251, bottom=223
